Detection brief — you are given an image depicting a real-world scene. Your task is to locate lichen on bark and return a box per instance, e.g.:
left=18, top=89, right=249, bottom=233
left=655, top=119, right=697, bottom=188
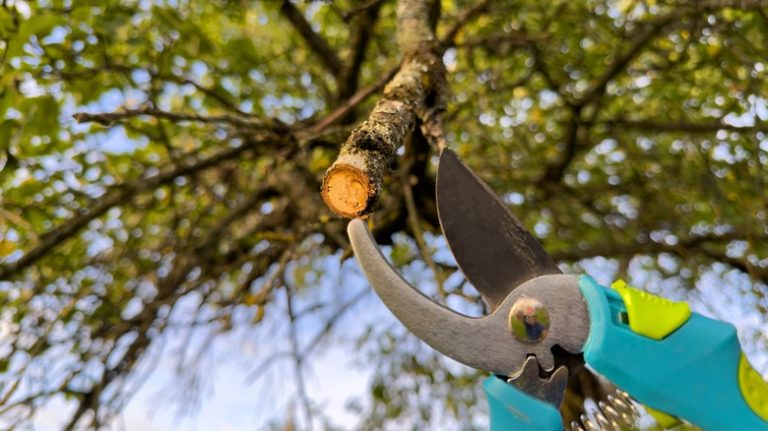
left=321, top=0, right=446, bottom=218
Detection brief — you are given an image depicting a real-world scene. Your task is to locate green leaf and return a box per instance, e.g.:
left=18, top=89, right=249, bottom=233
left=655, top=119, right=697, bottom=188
left=390, top=241, right=413, bottom=267
left=7, top=15, right=66, bottom=58
left=0, top=119, right=18, bottom=151
left=0, top=239, right=16, bottom=257
left=17, top=95, right=60, bottom=152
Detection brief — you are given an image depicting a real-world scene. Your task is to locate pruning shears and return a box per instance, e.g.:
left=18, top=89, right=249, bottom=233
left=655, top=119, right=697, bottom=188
left=347, top=149, right=768, bottom=430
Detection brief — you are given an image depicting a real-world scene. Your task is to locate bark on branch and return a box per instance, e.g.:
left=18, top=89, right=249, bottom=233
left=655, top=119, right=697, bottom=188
left=321, top=0, right=446, bottom=218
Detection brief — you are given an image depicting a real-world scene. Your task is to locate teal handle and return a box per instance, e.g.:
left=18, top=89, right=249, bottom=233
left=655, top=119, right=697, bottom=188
left=579, top=275, right=768, bottom=431
left=484, top=375, right=562, bottom=431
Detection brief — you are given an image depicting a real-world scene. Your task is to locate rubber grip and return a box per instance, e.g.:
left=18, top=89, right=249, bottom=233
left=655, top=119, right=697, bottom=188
left=484, top=375, right=562, bottom=431
left=579, top=275, right=768, bottom=431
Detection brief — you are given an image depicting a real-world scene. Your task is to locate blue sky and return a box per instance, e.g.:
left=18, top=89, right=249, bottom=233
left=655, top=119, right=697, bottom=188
left=28, top=255, right=384, bottom=430
left=22, top=241, right=768, bottom=430
left=7, top=109, right=768, bottom=430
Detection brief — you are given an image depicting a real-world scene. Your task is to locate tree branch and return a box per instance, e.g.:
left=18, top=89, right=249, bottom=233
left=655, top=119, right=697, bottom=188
left=286, top=283, right=314, bottom=431
left=303, top=64, right=401, bottom=139
left=402, top=175, right=445, bottom=300
left=0, top=132, right=283, bottom=280
left=73, top=107, right=282, bottom=131
left=338, top=0, right=385, bottom=22
left=280, top=0, right=344, bottom=79
left=534, top=4, right=739, bottom=189
left=579, top=0, right=768, bottom=105
left=454, top=32, right=541, bottom=50
left=321, top=0, right=446, bottom=218
left=551, top=232, right=768, bottom=284
left=578, top=11, right=683, bottom=105
left=340, top=0, right=383, bottom=101
left=537, top=106, right=583, bottom=187
left=595, top=118, right=768, bottom=134
left=156, top=74, right=248, bottom=116
left=440, top=0, right=491, bottom=47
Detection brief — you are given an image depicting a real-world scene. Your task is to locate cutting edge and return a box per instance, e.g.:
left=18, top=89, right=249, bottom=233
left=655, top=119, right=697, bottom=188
left=436, top=148, right=561, bottom=311
left=347, top=219, right=590, bottom=374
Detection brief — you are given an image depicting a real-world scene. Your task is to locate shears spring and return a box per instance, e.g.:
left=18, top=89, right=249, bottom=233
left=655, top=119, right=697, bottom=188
left=569, top=389, right=640, bottom=431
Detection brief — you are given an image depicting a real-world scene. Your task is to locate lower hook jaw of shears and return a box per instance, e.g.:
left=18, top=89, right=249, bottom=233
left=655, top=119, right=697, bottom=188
left=347, top=219, right=590, bottom=378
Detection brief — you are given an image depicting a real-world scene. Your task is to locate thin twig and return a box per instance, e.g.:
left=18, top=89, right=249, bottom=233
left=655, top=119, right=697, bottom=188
left=340, top=0, right=383, bottom=99
left=577, top=10, right=684, bottom=105
left=171, top=76, right=248, bottom=116
left=302, top=64, right=400, bottom=138
left=253, top=247, right=295, bottom=305
left=440, top=0, right=491, bottom=46
left=301, top=287, right=370, bottom=356
left=0, top=207, right=39, bottom=246
left=73, top=107, right=280, bottom=130
left=453, top=32, right=541, bottom=49
left=402, top=176, right=446, bottom=301
left=338, top=0, right=385, bottom=22
left=285, top=285, right=314, bottom=431
left=0, top=133, right=283, bottom=280
left=594, top=118, right=768, bottom=134
left=280, top=0, right=344, bottom=79
left=246, top=287, right=369, bottom=384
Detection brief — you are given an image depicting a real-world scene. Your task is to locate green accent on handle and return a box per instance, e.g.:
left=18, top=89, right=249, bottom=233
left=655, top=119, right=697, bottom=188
left=610, top=280, right=691, bottom=340
left=740, top=354, right=768, bottom=421
left=646, top=406, right=682, bottom=428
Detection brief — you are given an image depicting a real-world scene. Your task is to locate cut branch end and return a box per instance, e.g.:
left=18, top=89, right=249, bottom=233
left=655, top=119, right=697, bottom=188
left=321, top=164, right=373, bottom=218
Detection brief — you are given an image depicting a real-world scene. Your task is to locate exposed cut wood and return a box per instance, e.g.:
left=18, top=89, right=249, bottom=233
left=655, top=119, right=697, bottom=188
left=321, top=164, right=371, bottom=218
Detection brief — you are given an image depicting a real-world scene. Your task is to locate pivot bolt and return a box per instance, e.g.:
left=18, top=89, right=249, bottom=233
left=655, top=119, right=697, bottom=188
left=508, top=297, right=550, bottom=343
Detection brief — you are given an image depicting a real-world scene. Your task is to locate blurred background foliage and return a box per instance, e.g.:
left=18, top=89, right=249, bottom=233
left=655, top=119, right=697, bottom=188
left=0, top=0, right=766, bottom=429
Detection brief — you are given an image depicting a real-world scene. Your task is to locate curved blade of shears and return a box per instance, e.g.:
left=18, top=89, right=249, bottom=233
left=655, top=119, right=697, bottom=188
left=436, top=149, right=561, bottom=311
left=348, top=219, right=589, bottom=373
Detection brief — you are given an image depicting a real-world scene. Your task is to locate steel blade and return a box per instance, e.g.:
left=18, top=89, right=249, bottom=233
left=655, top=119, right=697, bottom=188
left=437, top=149, right=561, bottom=311
left=507, top=357, right=569, bottom=408
left=348, top=219, right=588, bottom=373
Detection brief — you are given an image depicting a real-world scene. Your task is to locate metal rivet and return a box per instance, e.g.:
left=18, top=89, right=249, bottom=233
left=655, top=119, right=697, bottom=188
left=508, top=297, right=550, bottom=343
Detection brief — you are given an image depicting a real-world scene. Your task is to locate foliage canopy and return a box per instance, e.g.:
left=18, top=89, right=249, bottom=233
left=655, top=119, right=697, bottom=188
left=0, top=0, right=767, bottom=429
